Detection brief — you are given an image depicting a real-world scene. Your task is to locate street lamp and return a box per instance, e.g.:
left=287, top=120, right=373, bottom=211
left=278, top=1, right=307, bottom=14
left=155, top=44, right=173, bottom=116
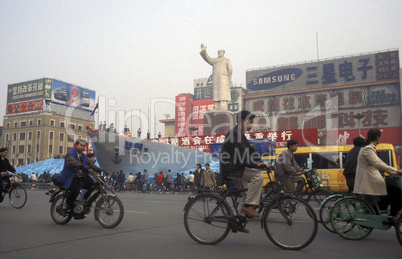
left=353, top=113, right=366, bottom=137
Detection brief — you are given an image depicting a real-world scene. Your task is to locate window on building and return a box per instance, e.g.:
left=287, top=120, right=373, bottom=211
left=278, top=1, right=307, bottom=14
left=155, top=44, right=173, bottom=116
left=49, top=132, right=54, bottom=139
left=49, top=145, right=53, bottom=153
left=13, top=133, right=17, bottom=141
left=50, top=120, right=55, bottom=126
left=37, top=119, right=41, bottom=125
left=59, top=146, right=64, bottom=154
left=28, top=145, right=31, bottom=153
left=60, top=133, right=64, bottom=141
left=36, top=145, right=39, bottom=152
left=67, top=134, right=75, bottom=143
left=28, top=132, right=32, bottom=140
left=5, top=134, right=9, bottom=141
left=18, top=159, right=23, bottom=166
left=29, top=120, right=33, bottom=126
left=19, top=145, right=25, bottom=153
left=69, top=124, right=75, bottom=130
left=78, top=125, right=83, bottom=131
left=12, top=146, right=16, bottom=154
left=37, top=131, right=41, bottom=139
left=19, top=132, right=26, bottom=140
left=6, top=122, right=10, bottom=128
left=14, top=122, right=18, bottom=127
left=27, top=158, right=30, bottom=164
left=21, top=121, right=27, bottom=127
left=60, top=122, right=65, bottom=127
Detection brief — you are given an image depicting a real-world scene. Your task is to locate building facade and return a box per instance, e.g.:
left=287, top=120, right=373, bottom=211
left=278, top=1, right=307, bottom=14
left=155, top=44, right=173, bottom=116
left=2, top=78, right=96, bottom=166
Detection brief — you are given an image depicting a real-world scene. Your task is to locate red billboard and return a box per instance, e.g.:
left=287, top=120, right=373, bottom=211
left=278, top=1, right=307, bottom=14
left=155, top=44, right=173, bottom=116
left=175, top=94, right=191, bottom=137
left=6, top=99, right=43, bottom=115
left=191, top=99, right=214, bottom=136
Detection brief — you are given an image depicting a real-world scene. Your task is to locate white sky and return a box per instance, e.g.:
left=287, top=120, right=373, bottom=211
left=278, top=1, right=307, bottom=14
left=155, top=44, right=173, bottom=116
left=1, top=0, right=401, bottom=136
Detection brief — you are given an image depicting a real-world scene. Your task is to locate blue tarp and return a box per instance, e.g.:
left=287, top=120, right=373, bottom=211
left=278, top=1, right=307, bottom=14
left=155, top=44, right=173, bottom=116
left=210, top=138, right=276, bottom=157
left=15, top=158, right=65, bottom=175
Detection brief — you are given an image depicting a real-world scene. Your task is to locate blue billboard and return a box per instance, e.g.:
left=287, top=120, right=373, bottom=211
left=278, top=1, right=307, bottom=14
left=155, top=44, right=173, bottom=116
left=51, top=79, right=96, bottom=111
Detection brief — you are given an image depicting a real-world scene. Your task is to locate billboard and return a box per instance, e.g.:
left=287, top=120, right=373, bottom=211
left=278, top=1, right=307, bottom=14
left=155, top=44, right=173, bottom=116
left=191, top=99, right=215, bottom=135
left=7, top=78, right=51, bottom=104
left=6, top=99, right=43, bottom=115
left=51, top=79, right=96, bottom=111
left=246, top=50, right=399, bottom=94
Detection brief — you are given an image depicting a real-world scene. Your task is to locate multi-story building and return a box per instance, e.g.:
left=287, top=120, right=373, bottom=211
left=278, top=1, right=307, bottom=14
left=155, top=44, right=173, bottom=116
left=2, top=78, right=96, bottom=166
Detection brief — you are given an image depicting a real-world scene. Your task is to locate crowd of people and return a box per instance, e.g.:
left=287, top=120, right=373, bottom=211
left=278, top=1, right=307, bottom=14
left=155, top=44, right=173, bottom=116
left=105, top=164, right=220, bottom=194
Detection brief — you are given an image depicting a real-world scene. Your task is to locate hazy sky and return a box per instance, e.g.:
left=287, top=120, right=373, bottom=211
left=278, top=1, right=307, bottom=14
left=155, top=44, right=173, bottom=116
left=1, top=0, right=401, bottom=135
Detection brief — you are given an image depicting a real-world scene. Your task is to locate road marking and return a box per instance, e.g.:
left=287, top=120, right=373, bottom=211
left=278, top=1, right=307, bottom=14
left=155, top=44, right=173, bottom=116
left=125, top=210, right=148, bottom=214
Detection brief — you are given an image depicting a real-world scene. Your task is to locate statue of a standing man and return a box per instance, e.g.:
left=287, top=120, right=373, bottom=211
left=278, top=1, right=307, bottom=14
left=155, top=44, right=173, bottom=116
left=200, top=44, right=233, bottom=110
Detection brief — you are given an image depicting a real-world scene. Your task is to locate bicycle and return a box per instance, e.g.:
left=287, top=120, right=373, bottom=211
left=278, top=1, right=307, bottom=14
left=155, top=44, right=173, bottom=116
left=48, top=171, right=124, bottom=228
left=1, top=174, right=27, bottom=209
left=329, top=175, right=402, bottom=245
left=183, top=171, right=318, bottom=250
left=258, top=168, right=333, bottom=221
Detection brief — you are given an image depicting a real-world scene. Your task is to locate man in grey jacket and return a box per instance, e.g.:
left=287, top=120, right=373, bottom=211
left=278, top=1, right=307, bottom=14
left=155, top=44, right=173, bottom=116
left=274, top=139, right=304, bottom=195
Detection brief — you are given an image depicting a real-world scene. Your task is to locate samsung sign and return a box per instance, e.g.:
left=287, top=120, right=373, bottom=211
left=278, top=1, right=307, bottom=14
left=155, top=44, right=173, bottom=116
left=247, top=68, right=303, bottom=91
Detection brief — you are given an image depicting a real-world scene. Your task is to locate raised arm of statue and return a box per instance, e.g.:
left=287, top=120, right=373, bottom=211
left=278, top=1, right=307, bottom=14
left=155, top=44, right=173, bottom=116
left=200, top=43, right=213, bottom=66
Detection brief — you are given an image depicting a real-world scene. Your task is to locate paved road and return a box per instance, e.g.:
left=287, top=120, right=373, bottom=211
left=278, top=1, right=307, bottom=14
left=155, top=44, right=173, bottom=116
left=0, top=190, right=401, bottom=259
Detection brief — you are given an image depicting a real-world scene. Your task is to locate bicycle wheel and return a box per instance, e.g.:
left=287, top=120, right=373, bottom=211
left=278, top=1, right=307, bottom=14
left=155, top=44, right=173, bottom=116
left=263, top=196, right=317, bottom=250
left=330, top=197, right=374, bottom=240
left=306, top=189, right=333, bottom=222
left=95, top=195, right=124, bottom=228
left=396, top=214, right=402, bottom=246
left=319, top=195, right=344, bottom=233
left=50, top=194, right=72, bottom=225
left=9, top=185, right=27, bottom=209
left=184, top=194, right=232, bottom=245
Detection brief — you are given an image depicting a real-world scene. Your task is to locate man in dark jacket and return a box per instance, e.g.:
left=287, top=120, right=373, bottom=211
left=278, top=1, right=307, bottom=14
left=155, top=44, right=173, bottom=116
left=60, top=139, right=101, bottom=214
left=343, top=136, right=364, bottom=193
left=0, top=148, right=17, bottom=202
left=220, top=110, right=270, bottom=224
left=194, top=164, right=204, bottom=190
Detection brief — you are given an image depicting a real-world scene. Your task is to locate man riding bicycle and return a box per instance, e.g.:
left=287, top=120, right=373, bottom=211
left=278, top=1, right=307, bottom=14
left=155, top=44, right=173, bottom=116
left=0, top=148, right=18, bottom=202
left=220, top=110, right=271, bottom=230
left=60, top=139, right=102, bottom=216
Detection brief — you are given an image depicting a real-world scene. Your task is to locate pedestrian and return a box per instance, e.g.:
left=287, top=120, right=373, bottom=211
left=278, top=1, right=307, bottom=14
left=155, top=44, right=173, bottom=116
left=194, top=164, right=204, bottom=190
left=343, top=136, right=364, bottom=193
left=201, top=163, right=216, bottom=190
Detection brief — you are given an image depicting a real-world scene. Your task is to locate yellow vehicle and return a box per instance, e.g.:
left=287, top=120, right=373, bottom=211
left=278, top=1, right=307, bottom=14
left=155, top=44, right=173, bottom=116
left=261, top=143, right=399, bottom=192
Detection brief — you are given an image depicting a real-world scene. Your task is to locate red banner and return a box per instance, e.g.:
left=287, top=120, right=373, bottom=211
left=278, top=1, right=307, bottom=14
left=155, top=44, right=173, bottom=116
left=6, top=99, right=43, bottom=114
left=175, top=94, right=191, bottom=137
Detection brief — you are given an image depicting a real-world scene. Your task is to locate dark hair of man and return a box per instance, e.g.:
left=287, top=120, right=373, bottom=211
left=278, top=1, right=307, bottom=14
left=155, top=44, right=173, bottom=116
left=87, top=153, right=95, bottom=158
left=0, top=147, right=8, bottom=153
left=75, top=139, right=87, bottom=145
left=364, top=128, right=381, bottom=146
left=205, top=163, right=210, bottom=167
left=286, top=139, right=298, bottom=149
left=237, top=110, right=255, bottom=125
left=353, top=136, right=365, bottom=147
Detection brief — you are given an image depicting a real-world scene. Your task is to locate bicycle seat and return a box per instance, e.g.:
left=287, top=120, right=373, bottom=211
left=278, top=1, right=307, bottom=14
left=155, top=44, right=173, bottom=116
left=225, top=180, right=248, bottom=193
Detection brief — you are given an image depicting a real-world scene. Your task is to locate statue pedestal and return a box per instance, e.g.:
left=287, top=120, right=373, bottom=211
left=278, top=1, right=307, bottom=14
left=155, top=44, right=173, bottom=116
left=203, top=110, right=235, bottom=136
